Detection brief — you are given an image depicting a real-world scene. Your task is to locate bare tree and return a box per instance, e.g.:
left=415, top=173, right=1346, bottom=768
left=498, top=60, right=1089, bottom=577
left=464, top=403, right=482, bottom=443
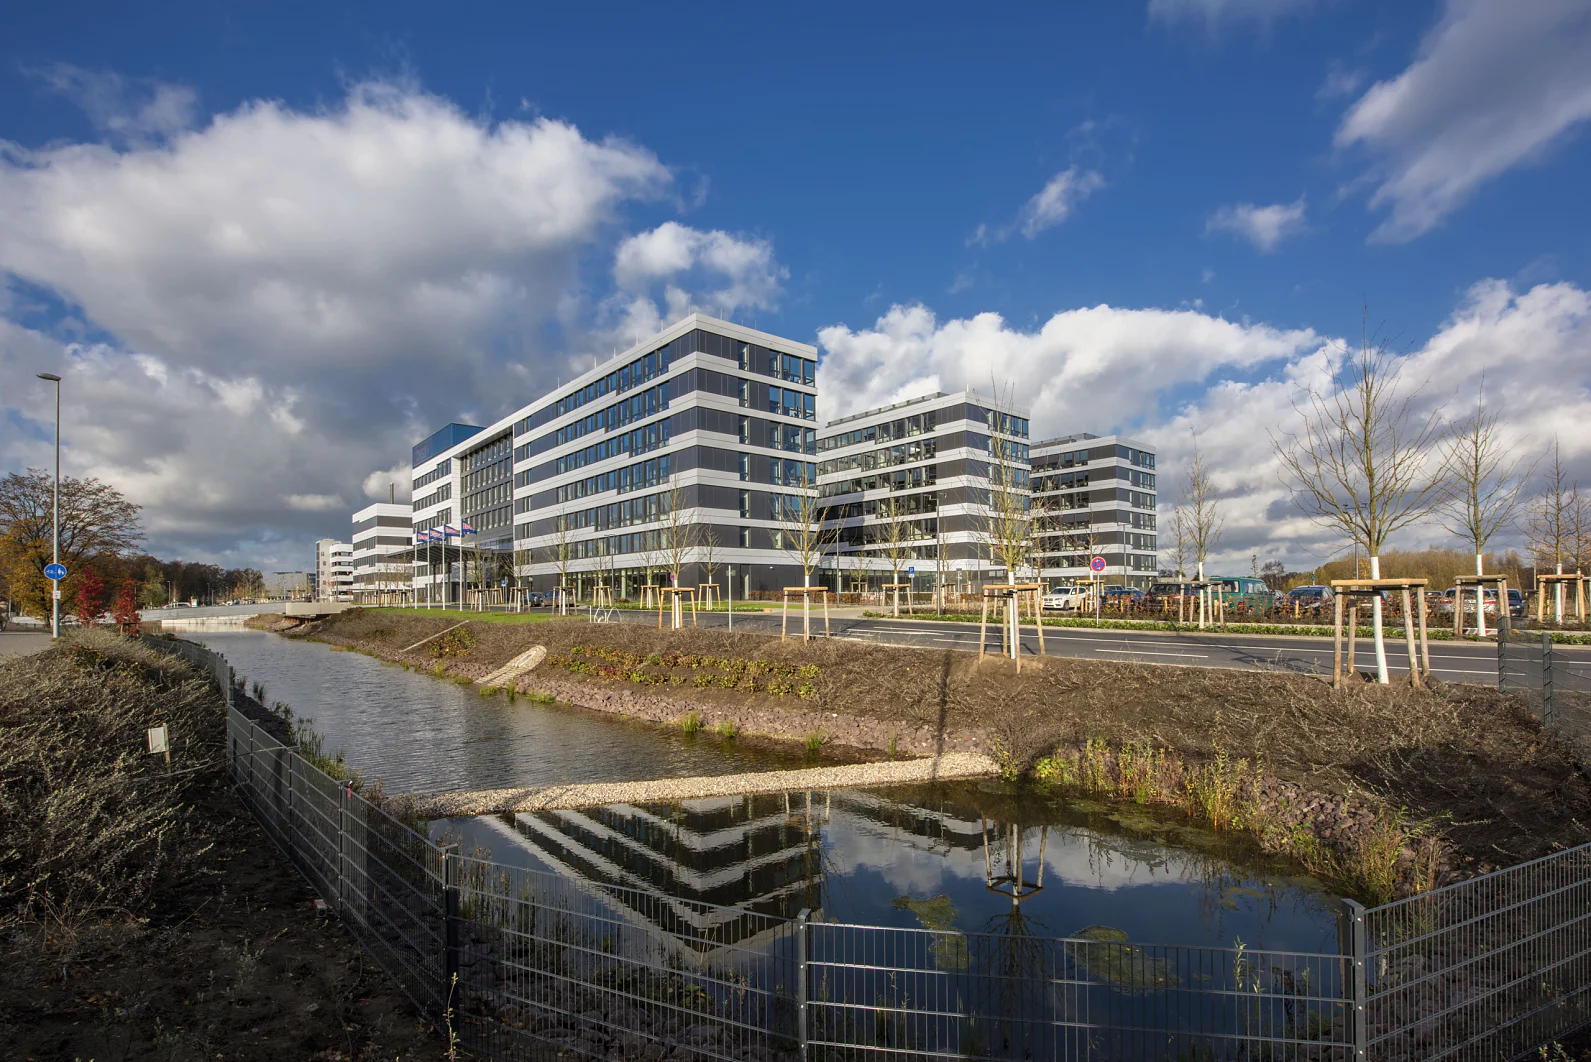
left=1437, top=378, right=1534, bottom=634
left=1272, top=315, right=1445, bottom=683
left=1182, top=434, right=1225, bottom=628
left=1169, top=505, right=1191, bottom=579
left=1438, top=378, right=1534, bottom=576
left=875, top=494, right=919, bottom=616
left=1525, top=438, right=1575, bottom=622
left=776, top=462, right=834, bottom=639
left=547, top=513, right=575, bottom=615
left=698, top=525, right=721, bottom=606
left=979, top=422, right=1036, bottom=584
left=658, top=478, right=696, bottom=590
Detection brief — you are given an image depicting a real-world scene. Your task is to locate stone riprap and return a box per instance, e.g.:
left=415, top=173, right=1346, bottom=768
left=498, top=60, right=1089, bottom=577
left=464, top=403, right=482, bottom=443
left=417, top=751, right=999, bottom=817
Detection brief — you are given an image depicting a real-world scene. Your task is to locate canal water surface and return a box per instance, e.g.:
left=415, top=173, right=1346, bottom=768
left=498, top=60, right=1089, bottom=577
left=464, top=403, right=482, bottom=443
left=195, top=628, right=1343, bottom=955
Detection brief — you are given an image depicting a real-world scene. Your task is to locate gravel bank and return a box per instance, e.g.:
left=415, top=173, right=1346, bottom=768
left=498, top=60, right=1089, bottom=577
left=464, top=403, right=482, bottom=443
left=417, top=751, right=999, bottom=816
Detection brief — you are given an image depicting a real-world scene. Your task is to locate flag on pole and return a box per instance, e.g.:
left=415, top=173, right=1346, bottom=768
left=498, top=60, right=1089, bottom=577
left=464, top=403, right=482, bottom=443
left=459, top=521, right=476, bottom=535
left=443, top=525, right=460, bottom=537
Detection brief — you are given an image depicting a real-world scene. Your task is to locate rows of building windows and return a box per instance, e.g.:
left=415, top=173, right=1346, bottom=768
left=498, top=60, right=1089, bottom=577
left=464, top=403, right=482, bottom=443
left=413, top=459, right=451, bottom=491
left=834, top=516, right=940, bottom=548
left=985, top=437, right=1030, bottom=463
left=825, top=491, right=939, bottom=519
left=466, top=481, right=511, bottom=513
left=819, top=439, right=937, bottom=478
left=471, top=505, right=512, bottom=533
left=414, top=483, right=452, bottom=510
left=464, top=458, right=510, bottom=492
left=412, top=508, right=452, bottom=534
left=541, top=381, right=672, bottom=450
left=818, top=409, right=944, bottom=452
left=821, top=465, right=939, bottom=497
left=555, top=416, right=672, bottom=476
left=465, top=437, right=511, bottom=471
left=743, top=419, right=815, bottom=454
left=770, top=458, right=817, bottom=488
left=984, top=410, right=1031, bottom=438
left=768, top=386, right=816, bottom=421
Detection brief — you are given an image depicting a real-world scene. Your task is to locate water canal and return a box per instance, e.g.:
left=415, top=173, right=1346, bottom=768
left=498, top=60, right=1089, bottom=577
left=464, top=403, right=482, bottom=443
left=194, top=629, right=1343, bottom=957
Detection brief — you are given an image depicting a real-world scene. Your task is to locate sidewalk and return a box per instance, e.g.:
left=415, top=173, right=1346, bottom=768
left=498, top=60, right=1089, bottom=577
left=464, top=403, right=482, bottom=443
left=0, top=629, right=54, bottom=660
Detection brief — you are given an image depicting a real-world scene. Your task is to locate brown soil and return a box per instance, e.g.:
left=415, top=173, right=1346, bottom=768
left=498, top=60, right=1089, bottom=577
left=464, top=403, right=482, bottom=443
left=0, top=635, right=446, bottom=1062
left=302, top=609, right=1591, bottom=875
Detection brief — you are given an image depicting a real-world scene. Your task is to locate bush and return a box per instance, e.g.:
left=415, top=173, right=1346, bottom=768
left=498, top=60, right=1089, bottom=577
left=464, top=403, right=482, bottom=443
left=430, top=625, right=477, bottom=658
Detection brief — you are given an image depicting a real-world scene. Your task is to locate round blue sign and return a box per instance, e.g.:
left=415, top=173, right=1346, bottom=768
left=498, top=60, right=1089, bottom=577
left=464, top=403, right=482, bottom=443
left=1089, top=556, right=1107, bottom=573
left=44, top=563, right=67, bottom=581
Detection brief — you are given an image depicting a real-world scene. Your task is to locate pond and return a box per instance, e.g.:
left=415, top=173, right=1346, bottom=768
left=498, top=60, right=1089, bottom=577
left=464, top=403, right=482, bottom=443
left=194, top=628, right=1342, bottom=957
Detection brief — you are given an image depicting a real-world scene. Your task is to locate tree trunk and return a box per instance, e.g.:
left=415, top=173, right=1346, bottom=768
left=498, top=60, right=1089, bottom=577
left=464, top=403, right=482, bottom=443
left=1370, top=555, right=1389, bottom=684
left=803, top=569, right=811, bottom=641
left=1475, top=552, right=1486, bottom=637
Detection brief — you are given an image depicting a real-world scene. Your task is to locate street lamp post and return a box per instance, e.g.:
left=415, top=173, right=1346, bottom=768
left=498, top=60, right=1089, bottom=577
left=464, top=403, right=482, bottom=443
left=37, top=373, right=62, bottom=639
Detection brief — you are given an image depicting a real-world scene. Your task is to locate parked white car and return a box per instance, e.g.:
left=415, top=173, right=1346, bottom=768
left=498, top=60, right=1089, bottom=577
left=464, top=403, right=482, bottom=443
left=1042, top=584, right=1086, bottom=611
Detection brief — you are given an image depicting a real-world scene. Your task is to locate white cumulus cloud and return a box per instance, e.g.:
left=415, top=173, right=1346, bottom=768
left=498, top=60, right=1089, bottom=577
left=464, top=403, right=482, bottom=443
left=816, top=280, right=1591, bottom=572
left=1336, top=0, right=1591, bottom=242
left=0, top=78, right=737, bottom=567
left=1205, top=196, right=1308, bottom=252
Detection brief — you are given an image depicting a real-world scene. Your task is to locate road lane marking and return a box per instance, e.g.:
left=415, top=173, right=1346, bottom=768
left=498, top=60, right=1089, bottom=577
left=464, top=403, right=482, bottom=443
left=1097, top=648, right=1210, bottom=659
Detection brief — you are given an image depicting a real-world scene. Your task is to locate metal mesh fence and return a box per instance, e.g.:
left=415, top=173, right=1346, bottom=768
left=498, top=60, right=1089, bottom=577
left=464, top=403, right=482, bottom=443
left=1498, top=623, right=1591, bottom=766
left=806, top=920, right=1353, bottom=1060
left=159, top=637, right=1591, bottom=1060
left=1364, top=846, right=1591, bottom=1061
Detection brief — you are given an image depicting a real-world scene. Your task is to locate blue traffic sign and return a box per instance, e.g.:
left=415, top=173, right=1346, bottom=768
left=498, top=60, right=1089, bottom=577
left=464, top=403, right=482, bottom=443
left=1089, top=556, right=1107, bottom=573
left=44, top=563, right=67, bottom=581
left=907, top=566, right=915, bottom=575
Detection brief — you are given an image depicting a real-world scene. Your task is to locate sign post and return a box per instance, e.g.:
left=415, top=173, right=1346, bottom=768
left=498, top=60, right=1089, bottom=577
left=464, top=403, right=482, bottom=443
left=1090, top=556, right=1107, bottom=624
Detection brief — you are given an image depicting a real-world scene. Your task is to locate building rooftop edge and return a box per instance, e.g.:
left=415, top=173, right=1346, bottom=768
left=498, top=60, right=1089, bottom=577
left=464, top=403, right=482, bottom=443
left=820, top=388, right=1029, bottom=431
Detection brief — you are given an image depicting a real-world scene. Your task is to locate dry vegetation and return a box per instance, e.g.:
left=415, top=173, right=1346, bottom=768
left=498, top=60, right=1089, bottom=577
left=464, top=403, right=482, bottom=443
left=307, top=609, right=1591, bottom=885
left=0, top=629, right=443, bottom=1061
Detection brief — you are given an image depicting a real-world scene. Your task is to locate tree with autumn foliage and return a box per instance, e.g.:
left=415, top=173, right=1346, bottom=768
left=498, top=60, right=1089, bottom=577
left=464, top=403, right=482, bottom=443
left=74, top=568, right=107, bottom=628
left=113, top=578, right=142, bottom=634
left=0, top=469, right=143, bottom=618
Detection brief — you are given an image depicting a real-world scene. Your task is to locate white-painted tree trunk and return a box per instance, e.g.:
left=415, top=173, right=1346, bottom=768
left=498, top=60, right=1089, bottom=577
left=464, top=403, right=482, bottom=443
left=1370, top=555, right=1389, bottom=683
left=803, top=570, right=811, bottom=641
left=1557, top=562, right=1565, bottom=624
left=1196, top=561, right=1206, bottom=630
left=1475, top=552, right=1487, bottom=638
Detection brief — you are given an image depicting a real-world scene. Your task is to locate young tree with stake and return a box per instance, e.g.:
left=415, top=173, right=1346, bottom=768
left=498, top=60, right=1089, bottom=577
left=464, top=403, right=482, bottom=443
left=776, top=463, right=834, bottom=640
left=1272, top=315, right=1445, bottom=684
left=1182, top=435, right=1225, bottom=629
left=1436, top=378, right=1534, bottom=635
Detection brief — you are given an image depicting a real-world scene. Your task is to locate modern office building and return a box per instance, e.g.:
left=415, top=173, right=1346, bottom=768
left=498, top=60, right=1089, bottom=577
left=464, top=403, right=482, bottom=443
left=409, top=422, right=480, bottom=603
left=314, top=539, right=355, bottom=601
left=350, top=501, right=414, bottom=604
left=407, top=314, right=820, bottom=599
left=1030, top=433, right=1158, bottom=589
left=815, top=390, right=1032, bottom=595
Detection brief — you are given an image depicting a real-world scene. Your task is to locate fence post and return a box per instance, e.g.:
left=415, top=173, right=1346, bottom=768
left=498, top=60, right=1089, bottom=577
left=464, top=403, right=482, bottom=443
left=1543, top=631, right=1556, bottom=730
left=1340, top=898, right=1367, bottom=1060
left=1497, top=612, right=1510, bottom=691
left=442, top=844, right=461, bottom=1021
left=338, top=780, right=350, bottom=913
left=796, top=908, right=811, bottom=1060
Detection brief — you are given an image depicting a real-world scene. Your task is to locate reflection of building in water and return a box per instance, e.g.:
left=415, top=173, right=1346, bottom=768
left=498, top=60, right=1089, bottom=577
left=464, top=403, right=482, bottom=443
left=511, top=791, right=828, bottom=946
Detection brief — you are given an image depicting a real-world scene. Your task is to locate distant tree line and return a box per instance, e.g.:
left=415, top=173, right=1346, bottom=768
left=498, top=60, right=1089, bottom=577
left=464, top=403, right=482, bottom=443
left=0, top=468, right=263, bottom=621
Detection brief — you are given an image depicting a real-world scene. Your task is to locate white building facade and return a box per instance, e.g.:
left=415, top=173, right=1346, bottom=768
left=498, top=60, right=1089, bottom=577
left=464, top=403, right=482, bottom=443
left=1031, top=433, right=1158, bottom=590
left=350, top=502, right=415, bottom=604
left=406, top=315, right=822, bottom=601
left=313, top=539, right=354, bottom=601
left=816, top=390, right=1032, bottom=596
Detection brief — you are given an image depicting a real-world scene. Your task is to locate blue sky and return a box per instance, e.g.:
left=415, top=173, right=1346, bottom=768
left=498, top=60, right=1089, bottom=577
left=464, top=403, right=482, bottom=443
left=2, top=0, right=1589, bottom=571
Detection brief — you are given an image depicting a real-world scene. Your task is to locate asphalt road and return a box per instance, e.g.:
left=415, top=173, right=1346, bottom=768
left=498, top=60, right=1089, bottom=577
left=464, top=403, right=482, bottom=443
left=606, top=607, right=1591, bottom=688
